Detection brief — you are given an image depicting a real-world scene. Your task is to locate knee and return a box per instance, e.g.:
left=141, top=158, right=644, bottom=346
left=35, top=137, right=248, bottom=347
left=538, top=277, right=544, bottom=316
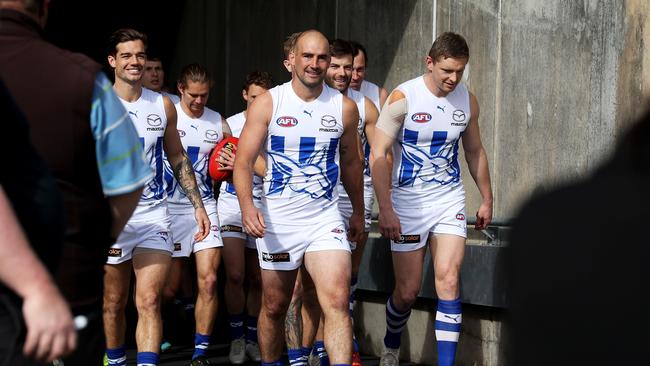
left=394, top=285, right=419, bottom=309
left=434, top=266, right=460, bottom=294
left=162, top=284, right=177, bottom=302
left=226, top=269, right=245, bottom=287
left=262, top=293, right=290, bottom=321
left=198, top=271, right=218, bottom=299
left=103, top=290, right=127, bottom=315
left=136, top=290, right=162, bottom=314
left=318, top=286, right=349, bottom=313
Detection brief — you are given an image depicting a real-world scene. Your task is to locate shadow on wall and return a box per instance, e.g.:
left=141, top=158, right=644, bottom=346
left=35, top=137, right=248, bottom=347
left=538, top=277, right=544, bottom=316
left=170, top=0, right=419, bottom=117
left=45, top=0, right=183, bottom=85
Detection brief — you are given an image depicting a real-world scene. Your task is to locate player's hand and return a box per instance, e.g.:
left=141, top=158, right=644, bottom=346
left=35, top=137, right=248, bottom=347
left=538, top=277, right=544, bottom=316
left=474, top=201, right=493, bottom=230
left=378, top=207, right=401, bottom=241
left=22, top=284, right=76, bottom=362
left=347, top=211, right=364, bottom=244
left=242, top=205, right=266, bottom=238
left=194, top=207, right=211, bottom=241
left=218, top=147, right=236, bottom=171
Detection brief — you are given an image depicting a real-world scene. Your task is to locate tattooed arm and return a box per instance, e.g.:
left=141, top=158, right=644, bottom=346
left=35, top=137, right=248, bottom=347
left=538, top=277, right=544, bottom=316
left=162, top=95, right=210, bottom=240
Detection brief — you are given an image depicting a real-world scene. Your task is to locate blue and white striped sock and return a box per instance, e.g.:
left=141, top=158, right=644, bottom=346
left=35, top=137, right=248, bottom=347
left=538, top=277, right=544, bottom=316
left=312, top=340, right=329, bottom=366
left=288, top=348, right=308, bottom=366
left=229, top=313, right=245, bottom=340
left=106, top=346, right=126, bottom=366
left=383, top=296, right=411, bottom=349
left=192, top=333, right=210, bottom=360
left=136, top=351, right=159, bottom=366
left=435, top=297, right=462, bottom=366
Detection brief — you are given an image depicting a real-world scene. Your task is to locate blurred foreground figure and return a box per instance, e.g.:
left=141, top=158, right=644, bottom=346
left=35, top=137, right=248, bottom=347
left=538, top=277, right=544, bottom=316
left=508, top=109, right=650, bottom=365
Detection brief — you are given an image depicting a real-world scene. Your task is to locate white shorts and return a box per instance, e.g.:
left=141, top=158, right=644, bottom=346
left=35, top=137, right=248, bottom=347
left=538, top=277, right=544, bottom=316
left=390, top=198, right=467, bottom=252
left=256, top=218, right=350, bottom=271
left=218, top=200, right=258, bottom=249
left=170, top=211, right=223, bottom=258
left=338, top=185, right=374, bottom=250
left=107, top=215, right=173, bottom=264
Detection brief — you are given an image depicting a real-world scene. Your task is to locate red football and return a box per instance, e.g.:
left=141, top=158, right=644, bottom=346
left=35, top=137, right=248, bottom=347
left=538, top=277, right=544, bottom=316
left=209, top=136, right=239, bottom=181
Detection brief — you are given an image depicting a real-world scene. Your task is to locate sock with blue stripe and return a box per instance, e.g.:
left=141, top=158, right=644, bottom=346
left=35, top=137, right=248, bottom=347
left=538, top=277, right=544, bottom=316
left=435, top=297, right=462, bottom=366
left=383, top=296, right=411, bottom=349
left=136, top=351, right=159, bottom=366
left=229, top=313, right=245, bottom=340
left=192, top=333, right=210, bottom=360
left=288, top=348, right=308, bottom=366
left=106, top=346, right=127, bottom=366
left=245, top=314, right=258, bottom=344
left=312, top=340, right=329, bottom=366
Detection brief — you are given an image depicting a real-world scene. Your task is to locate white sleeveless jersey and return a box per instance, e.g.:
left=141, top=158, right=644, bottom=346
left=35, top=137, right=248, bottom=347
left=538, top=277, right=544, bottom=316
left=163, top=92, right=180, bottom=104
left=392, top=76, right=470, bottom=206
left=164, top=103, right=222, bottom=214
left=338, top=88, right=371, bottom=203
left=119, top=87, right=168, bottom=220
left=263, top=82, right=344, bottom=224
left=360, top=80, right=381, bottom=110
left=218, top=111, right=263, bottom=206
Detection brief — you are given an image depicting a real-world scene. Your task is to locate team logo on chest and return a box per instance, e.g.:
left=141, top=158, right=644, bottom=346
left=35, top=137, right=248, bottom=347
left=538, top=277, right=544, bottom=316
left=204, top=129, right=219, bottom=143
left=451, top=109, right=466, bottom=126
left=319, top=115, right=339, bottom=133
left=146, top=114, right=164, bottom=131
left=411, top=112, right=432, bottom=123
left=276, top=116, right=298, bottom=127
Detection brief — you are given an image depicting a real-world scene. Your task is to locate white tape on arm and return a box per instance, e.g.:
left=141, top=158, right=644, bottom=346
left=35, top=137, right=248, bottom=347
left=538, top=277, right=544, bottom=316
left=375, top=97, right=408, bottom=139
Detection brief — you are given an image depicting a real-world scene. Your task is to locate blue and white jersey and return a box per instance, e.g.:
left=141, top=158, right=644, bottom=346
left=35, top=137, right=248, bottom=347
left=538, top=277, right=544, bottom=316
left=338, top=88, right=370, bottom=202
left=164, top=103, right=222, bottom=215
left=218, top=111, right=263, bottom=206
left=119, top=87, right=168, bottom=220
left=360, top=80, right=381, bottom=110
left=392, top=76, right=470, bottom=206
left=262, top=82, right=344, bottom=224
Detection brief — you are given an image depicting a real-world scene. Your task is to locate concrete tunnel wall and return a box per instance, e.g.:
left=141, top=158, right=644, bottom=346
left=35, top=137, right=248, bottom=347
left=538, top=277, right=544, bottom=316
left=170, top=0, right=649, bottom=224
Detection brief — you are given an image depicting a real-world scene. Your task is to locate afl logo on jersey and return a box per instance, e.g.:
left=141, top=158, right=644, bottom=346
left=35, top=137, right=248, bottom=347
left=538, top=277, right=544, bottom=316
left=276, top=116, right=298, bottom=127
left=456, top=213, right=465, bottom=221
left=178, top=129, right=186, bottom=137
left=411, top=112, right=432, bottom=123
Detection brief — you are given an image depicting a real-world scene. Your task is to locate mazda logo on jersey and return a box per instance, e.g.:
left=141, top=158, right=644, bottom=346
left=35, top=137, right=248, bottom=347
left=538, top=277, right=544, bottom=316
left=205, top=130, right=219, bottom=140
left=276, top=116, right=298, bottom=127
left=452, top=110, right=466, bottom=122
left=262, top=252, right=290, bottom=262
left=412, top=113, right=432, bottom=123
left=320, top=115, right=337, bottom=127
left=178, top=129, right=186, bottom=137
left=147, top=114, right=162, bottom=126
